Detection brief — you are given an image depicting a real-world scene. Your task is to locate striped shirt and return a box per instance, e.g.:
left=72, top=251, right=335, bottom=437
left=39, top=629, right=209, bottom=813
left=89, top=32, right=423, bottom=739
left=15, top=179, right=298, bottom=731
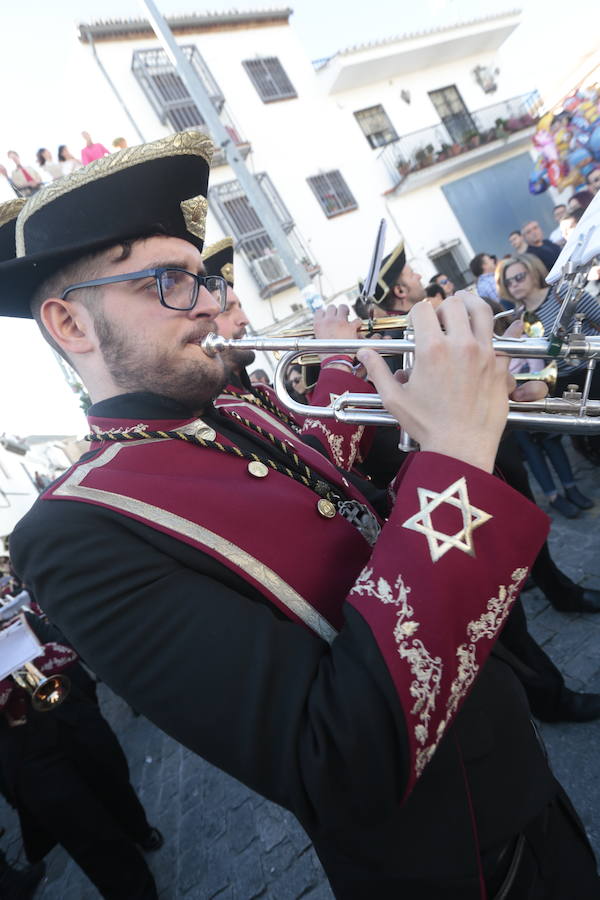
left=528, top=285, right=600, bottom=375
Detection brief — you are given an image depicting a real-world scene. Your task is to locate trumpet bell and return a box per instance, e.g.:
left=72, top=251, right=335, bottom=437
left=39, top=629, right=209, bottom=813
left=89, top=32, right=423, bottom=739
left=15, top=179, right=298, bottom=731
left=12, top=663, right=71, bottom=712
left=32, top=674, right=71, bottom=711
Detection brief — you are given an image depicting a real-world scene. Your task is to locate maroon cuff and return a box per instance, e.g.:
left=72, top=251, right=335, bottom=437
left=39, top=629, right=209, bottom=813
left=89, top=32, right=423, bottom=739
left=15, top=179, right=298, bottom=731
left=348, top=451, right=549, bottom=798
left=302, top=369, right=376, bottom=469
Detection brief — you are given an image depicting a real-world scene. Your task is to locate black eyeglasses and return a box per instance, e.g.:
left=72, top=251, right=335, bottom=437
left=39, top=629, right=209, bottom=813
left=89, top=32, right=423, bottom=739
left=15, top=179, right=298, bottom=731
left=505, top=271, right=528, bottom=288
left=61, top=267, right=228, bottom=312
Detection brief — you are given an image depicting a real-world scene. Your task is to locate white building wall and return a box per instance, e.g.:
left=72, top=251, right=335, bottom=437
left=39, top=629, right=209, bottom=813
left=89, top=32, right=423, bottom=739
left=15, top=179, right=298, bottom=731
left=81, top=14, right=540, bottom=330
left=0, top=447, right=42, bottom=539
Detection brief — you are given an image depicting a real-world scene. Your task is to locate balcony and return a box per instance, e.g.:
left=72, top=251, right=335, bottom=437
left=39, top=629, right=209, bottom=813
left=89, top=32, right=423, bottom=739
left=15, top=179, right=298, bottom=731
left=378, top=91, right=541, bottom=192
left=131, top=45, right=251, bottom=167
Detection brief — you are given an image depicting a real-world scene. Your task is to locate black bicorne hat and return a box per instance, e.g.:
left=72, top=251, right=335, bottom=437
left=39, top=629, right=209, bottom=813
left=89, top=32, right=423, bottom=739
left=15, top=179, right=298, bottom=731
left=0, top=198, right=26, bottom=264
left=0, top=131, right=213, bottom=318
left=202, top=237, right=234, bottom=287
left=358, top=239, right=406, bottom=305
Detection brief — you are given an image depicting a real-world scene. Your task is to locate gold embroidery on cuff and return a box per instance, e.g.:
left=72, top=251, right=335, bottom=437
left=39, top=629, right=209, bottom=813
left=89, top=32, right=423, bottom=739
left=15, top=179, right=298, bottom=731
left=402, top=476, right=492, bottom=562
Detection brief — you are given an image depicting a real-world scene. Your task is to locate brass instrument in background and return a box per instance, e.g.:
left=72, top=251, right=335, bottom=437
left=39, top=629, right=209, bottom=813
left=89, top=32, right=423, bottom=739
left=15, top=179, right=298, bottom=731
left=0, top=602, right=71, bottom=712
left=12, top=663, right=70, bottom=712
left=513, top=361, right=558, bottom=389
left=204, top=200, right=600, bottom=437
left=279, top=315, right=410, bottom=339
left=278, top=315, right=410, bottom=366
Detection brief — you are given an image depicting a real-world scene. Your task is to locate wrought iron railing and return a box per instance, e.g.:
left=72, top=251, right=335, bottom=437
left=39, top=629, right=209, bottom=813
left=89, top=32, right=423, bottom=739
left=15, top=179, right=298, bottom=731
left=378, top=91, right=541, bottom=185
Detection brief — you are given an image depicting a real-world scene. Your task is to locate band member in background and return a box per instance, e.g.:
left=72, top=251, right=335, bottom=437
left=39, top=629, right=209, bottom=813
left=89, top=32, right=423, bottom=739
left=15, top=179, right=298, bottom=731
left=203, top=236, right=375, bottom=471
left=1, top=134, right=598, bottom=898
left=0, top=611, right=161, bottom=899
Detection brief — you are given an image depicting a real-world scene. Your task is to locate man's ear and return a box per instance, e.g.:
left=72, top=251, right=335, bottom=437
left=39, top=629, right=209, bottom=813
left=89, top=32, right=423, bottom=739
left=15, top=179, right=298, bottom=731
left=40, top=298, right=96, bottom=358
left=391, top=283, right=405, bottom=300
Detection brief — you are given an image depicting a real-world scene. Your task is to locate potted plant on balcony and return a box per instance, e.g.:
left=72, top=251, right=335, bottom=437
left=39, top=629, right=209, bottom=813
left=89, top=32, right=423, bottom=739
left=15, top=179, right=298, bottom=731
left=494, top=117, right=508, bottom=139
left=436, top=143, right=451, bottom=161
left=464, top=129, right=481, bottom=149
left=398, top=159, right=411, bottom=177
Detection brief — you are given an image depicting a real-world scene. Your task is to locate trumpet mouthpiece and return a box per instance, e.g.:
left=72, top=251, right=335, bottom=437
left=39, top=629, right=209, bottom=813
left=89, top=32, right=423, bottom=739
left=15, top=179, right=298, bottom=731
left=201, top=332, right=228, bottom=356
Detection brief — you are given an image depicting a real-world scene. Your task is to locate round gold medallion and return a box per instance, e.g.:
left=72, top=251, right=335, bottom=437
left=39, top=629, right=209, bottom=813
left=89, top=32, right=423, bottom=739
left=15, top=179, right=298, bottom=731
left=317, top=498, right=336, bottom=519
left=248, top=461, right=269, bottom=478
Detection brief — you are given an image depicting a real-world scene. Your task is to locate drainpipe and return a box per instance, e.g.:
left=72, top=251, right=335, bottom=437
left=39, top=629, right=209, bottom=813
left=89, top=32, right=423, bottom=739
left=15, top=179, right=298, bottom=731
left=84, top=27, right=146, bottom=144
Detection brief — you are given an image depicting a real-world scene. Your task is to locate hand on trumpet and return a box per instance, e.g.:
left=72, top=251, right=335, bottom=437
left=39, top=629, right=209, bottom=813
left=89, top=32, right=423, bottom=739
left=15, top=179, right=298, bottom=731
left=314, top=304, right=362, bottom=373
left=314, top=304, right=361, bottom=341
left=356, top=292, right=548, bottom=474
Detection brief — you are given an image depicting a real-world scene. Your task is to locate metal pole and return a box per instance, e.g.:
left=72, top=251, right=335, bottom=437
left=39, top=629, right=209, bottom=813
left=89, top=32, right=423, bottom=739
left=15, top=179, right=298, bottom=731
left=139, top=0, right=311, bottom=290
left=84, top=29, right=146, bottom=144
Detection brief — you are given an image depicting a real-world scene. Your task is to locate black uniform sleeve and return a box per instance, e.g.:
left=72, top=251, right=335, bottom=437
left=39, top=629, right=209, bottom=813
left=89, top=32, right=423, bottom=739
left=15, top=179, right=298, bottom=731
left=11, top=500, right=409, bottom=835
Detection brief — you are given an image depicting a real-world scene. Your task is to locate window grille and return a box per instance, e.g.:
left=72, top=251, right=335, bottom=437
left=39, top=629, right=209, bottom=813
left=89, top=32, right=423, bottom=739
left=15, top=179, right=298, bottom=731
left=132, top=45, right=224, bottom=132
left=242, top=58, right=297, bottom=102
left=209, top=174, right=316, bottom=295
left=307, top=171, right=357, bottom=218
left=428, top=85, right=476, bottom=145
left=354, top=105, right=398, bottom=148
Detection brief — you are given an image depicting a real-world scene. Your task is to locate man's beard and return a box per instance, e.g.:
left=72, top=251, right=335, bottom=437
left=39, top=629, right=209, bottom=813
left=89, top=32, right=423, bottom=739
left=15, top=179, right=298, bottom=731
left=93, top=311, right=227, bottom=410
left=222, top=347, right=256, bottom=380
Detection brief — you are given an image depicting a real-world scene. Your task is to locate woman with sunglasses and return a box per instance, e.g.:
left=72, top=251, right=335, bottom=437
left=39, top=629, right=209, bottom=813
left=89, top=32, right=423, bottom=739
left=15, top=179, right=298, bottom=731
left=495, top=253, right=598, bottom=511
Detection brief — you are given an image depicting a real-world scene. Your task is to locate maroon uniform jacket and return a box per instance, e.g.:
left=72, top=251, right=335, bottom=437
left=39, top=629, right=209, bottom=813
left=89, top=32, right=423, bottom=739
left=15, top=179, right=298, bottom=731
left=215, top=365, right=375, bottom=472
left=11, top=392, right=558, bottom=897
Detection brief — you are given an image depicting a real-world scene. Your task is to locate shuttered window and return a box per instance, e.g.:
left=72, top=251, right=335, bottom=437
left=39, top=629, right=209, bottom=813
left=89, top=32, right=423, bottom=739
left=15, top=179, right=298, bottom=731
left=242, top=58, right=297, bottom=102
left=307, top=171, right=357, bottom=218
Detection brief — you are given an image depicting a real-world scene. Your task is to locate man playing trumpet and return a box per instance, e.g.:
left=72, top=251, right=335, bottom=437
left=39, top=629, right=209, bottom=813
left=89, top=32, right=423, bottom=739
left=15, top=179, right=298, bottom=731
left=1, top=133, right=598, bottom=898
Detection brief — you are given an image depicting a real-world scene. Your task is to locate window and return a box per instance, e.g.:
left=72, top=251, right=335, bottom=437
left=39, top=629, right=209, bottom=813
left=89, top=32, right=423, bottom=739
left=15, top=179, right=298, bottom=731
left=307, top=171, right=357, bottom=218
left=428, top=85, right=476, bottom=145
left=209, top=174, right=317, bottom=296
left=132, top=46, right=224, bottom=133
left=354, top=105, right=398, bottom=148
left=428, top=244, right=470, bottom=290
left=242, top=58, right=297, bottom=103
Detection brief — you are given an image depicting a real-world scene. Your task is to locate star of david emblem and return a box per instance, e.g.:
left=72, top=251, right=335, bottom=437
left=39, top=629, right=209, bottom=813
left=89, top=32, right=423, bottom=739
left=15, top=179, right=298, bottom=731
left=402, top=477, right=492, bottom=562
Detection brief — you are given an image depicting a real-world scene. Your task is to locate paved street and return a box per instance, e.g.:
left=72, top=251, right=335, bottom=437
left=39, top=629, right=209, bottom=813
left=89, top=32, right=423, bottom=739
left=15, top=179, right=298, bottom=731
left=1, top=449, right=599, bottom=898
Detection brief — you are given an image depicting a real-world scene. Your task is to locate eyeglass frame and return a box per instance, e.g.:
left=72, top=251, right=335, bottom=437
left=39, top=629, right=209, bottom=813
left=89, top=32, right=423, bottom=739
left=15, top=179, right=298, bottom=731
left=60, top=266, right=228, bottom=312
left=504, top=270, right=528, bottom=288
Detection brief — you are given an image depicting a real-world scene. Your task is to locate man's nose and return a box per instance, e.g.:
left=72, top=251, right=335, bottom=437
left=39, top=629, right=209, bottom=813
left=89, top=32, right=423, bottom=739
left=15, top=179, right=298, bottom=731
left=190, top=285, right=222, bottom=318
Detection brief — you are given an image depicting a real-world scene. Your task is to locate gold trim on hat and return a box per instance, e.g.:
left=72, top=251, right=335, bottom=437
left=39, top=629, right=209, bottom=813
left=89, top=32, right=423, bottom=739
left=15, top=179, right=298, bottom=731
left=221, top=262, right=234, bottom=283
left=0, top=198, right=26, bottom=228
left=376, top=239, right=405, bottom=302
left=203, top=236, right=233, bottom=260
left=180, top=195, right=208, bottom=242
left=15, top=131, right=214, bottom=257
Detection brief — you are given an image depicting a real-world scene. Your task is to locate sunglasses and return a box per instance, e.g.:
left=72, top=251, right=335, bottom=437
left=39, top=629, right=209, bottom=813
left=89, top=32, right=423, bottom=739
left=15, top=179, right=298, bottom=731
left=505, top=271, right=528, bottom=288
left=438, top=277, right=449, bottom=285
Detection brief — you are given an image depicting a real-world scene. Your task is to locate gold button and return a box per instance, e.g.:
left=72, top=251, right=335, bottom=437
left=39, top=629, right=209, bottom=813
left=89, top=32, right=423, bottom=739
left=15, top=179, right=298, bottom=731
left=317, top=498, right=336, bottom=519
left=195, top=424, right=216, bottom=441
left=248, top=461, right=269, bottom=478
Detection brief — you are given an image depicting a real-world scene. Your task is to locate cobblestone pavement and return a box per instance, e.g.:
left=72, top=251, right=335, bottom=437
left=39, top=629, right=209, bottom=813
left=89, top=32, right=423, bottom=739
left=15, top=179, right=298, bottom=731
left=1, top=449, right=599, bottom=898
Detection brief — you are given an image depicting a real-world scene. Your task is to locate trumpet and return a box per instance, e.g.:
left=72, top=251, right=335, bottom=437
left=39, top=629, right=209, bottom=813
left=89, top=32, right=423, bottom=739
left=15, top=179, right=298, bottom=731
left=278, top=315, right=410, bottom=339
left=202, top=332, right=600, bottom=434
left=0, top=611, right=70, bottom=712
left=12, top=663, right=70, bottom=712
